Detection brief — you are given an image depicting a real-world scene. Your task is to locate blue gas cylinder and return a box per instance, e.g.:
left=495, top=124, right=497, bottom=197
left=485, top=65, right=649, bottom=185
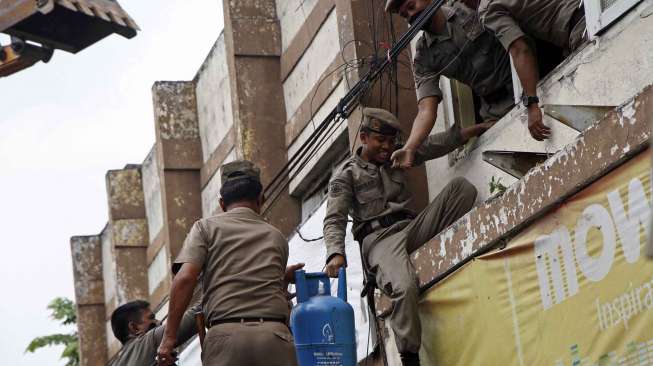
left=290, top=267, right=356, bottom=366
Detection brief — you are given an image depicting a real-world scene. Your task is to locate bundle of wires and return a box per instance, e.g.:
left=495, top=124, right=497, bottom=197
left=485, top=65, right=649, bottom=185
left=262, top=0, right=447, bottom=216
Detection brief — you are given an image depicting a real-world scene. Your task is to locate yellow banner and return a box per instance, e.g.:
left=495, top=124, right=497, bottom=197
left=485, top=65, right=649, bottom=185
left=420, top=151, right=653, bottom=366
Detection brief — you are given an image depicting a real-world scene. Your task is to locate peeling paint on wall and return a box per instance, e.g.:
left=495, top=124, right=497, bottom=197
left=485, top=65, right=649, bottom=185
left=142, top=147, right=164, bottom=240
left=112, top=219, right=148, bottom=247
left=106, top=169, right=145, bottom=216
left=196, top=34, right=234, bottom=162
left=282, top=9, right=340, bottom=118
left=152, top=81, right=200, bottom=141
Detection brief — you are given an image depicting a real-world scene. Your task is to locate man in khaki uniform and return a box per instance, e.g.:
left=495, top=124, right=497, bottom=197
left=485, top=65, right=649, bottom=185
left=157, top=160, right=303, bottom=366
left=111, top=298, right=201, bottom=366
left=324, top=107, right=492, bottom=366
left=478, top=0, right=587, bottom=140
left=385, top=0, right=514, bottom=169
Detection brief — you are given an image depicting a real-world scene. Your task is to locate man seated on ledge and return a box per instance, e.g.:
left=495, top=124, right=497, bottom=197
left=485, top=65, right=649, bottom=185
left=323, top=107, right=493, bottom=366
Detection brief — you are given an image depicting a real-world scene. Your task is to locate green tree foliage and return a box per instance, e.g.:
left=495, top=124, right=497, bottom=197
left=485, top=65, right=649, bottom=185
left=26, top=297, right=79, bottom=366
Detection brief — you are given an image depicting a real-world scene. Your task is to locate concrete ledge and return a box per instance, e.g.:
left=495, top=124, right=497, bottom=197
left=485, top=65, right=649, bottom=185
left=280, top=0, right=336, bottom=81
left=376, top=84, right=652, bottom=315
left=285, top=55, right=342, bottom=148
left=200, top=126, right=235, bottom=189
left=146, top=229, right=166, bottom=265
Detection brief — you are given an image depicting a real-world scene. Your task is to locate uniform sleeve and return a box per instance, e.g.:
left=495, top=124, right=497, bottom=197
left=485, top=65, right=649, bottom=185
left=414, top=123, right=465, bottom=165
left=151, top=301, right=202, bottom=347
left=323, top=169, right=354, bottom=263
left=413, top=40, right=443, bottom=102
left=174, top=301, right=202, bottom=346
left=478, top=0, right=525, bottom=50
left=173, top=221, right=208, bottom=273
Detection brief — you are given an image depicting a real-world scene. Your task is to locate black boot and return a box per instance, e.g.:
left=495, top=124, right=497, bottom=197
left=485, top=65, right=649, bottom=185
left=400, top=352, right=420, bottom=366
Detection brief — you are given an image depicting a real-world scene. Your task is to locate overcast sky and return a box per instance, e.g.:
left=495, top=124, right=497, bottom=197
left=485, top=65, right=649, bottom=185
left=0, top=1, right=222, bottom=364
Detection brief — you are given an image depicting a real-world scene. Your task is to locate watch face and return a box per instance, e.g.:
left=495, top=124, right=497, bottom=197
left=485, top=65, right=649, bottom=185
left=522, top=96, right=539, bottom=107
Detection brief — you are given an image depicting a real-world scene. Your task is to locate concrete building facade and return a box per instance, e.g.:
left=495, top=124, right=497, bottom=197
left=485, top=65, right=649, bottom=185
left=70, top=0, right=653, bottom=365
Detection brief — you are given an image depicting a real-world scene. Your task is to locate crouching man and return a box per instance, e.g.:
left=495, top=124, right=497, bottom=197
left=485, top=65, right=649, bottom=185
left=110, top=297, right=201, bottom=366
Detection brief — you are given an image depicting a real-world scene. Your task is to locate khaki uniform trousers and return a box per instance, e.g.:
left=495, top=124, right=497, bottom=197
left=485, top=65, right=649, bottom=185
left=363, top=177, right=477, bottom=354
left=202, top=321, right=298, bottom=366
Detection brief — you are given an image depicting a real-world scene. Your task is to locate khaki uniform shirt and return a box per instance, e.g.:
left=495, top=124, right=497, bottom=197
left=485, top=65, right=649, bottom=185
left=175, top=207, right=289, bottom=324
left=479, top=0, right=581, bottom=50
left=413, top=3, right=513, bottom=104
left=324, top=124, right=465, bottom=260
left=113, top=304, right=200, bottom=366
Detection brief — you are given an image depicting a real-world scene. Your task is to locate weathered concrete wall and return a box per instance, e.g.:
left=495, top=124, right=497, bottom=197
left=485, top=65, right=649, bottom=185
left=195, top=33, right=234, bottom=163
left=147, top=246, right=169, bottom=295
left=288, top=81, right=349, bottom=195
left=99, top=224, right=122, bottom=359
left=277, top=0, right=319, bottom=52
left=201, top=147, right=236, bottom=217
left=223, top=0, right=300, bottom=236
left=150, top=81, right=203, bottom=309
left=71, top=235, right=107, bottom=366
left=425, top=2, right=653, bottom=203
left=142, top=146, right=163, bottom=241
left=282, top=9, right=340, bottom=120
left=100, top=225, right=115, bottom=312
left=104, top=167, right=150, bottom=359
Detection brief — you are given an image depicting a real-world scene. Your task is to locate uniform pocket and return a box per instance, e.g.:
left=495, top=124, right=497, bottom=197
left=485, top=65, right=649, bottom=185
left=201, top=334, right=231, bottom=362
left=273, top=330, right=294, bottom=344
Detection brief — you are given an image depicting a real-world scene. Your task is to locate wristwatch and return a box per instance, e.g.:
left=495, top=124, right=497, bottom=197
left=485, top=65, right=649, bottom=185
left=522, top=94, right=540, bottom=108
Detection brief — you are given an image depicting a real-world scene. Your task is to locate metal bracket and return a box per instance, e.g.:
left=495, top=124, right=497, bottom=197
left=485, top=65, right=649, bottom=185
left=482, top=150, right=553, bottom=179
left=543, top=104, right=615, bottom=132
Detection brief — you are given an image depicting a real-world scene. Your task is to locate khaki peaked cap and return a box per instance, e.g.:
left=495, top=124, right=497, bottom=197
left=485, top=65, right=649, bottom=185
left=220, top=160, right=261, bottom=185
left=361, top=107, right=402, bottom=136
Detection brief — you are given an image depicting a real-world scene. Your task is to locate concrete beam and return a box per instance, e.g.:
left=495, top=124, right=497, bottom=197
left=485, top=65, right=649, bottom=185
left=150, top=81, right=203, bottom=309
left=105, top=167, right=149, bottom=308
left=152, top=81, right=203, bottom=258
left=223, top=0, right=300, bottom=236
left=70, top=235, right=107, bottom=366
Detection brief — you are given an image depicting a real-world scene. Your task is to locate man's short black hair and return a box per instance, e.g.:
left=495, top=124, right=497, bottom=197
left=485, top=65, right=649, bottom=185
left=111, top=300, right=150, bottom=344
left=220, top=178, right=263, bottom=207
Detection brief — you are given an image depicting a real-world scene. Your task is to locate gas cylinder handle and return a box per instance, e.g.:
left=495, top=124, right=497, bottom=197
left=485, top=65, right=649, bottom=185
left=337, top=267, right=347, bottom=301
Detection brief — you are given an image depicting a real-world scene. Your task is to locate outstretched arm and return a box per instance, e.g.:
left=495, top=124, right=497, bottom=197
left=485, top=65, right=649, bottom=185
left=509, top=38, right=549, bottom=141
left=414, top=121, right=496, bottom=165
left=156, top=263, right=201, bottom=365
left=323, top=172, right=353, bottom=278
left=392, top=96, right=440, bottom=169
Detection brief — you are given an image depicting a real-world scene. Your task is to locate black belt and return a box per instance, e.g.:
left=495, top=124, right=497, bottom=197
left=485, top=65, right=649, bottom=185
left=209, top=317, right=286, bottom=328
left=355, top=212, right=414, bottom=243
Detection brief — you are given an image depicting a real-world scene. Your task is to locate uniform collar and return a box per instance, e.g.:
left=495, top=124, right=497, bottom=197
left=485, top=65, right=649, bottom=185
left=226, top=206, right=261, bottom=218
left=353, top=146, right=370, bottom=169
left=354, top=146, right=390, bottom=170
left=424, top=21, right=453, bottom=45
left=424, top=6, right=455, bottom=46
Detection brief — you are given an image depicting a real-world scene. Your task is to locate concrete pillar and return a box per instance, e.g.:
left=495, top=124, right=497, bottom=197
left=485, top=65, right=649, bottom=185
left=70, top=235, right=108, bottom=366
left=335, top=0, right=430, bottom=210
left=148, top=81, right=203, bottom=309
left=222, top=0, right=300, bottom=236
left=105, top=166, right=149, bottom=306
